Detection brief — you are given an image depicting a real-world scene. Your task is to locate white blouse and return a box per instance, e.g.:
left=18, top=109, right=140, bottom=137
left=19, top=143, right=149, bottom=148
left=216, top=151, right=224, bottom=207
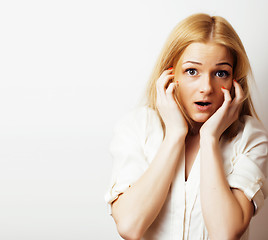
left=105, top=106, right=268, bottom=240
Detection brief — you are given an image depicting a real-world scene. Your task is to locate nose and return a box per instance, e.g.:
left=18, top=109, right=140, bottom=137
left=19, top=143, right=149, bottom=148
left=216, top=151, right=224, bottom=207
left=199, top=74, right=213, bottom=94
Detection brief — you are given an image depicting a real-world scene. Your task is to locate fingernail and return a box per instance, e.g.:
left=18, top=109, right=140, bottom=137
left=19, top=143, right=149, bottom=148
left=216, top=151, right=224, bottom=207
left=234, top=79, right=237, bottom=83
left=168, top=67, right=173, bottom=70
left=221, top=86, right=226, bottom=89
left=176, top=80, right=179, bottom=84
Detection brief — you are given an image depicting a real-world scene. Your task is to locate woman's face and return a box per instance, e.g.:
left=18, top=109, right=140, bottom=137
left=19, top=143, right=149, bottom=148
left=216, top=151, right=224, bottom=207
left=175, top=42, right=234, bottom=123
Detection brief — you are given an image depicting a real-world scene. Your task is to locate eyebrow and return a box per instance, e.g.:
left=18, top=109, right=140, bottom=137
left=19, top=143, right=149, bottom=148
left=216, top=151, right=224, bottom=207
left=216, top=62, right=233, bottom=68
left=182, top=61, right=233, bottom=68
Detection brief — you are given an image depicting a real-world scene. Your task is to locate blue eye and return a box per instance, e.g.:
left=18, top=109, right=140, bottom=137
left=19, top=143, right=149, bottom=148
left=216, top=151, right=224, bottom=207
left=216, top=70, right=230, bottom=78
left=186, top=68, right=198, bottom=76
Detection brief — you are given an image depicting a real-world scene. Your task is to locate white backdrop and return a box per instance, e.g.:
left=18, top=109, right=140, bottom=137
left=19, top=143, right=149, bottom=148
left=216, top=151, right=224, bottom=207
left=0, top=0, right=268, bottom=239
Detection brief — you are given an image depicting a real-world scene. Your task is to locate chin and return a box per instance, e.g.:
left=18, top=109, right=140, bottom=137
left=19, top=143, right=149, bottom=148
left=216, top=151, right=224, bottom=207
left=190, top=113, right=212, bottom=123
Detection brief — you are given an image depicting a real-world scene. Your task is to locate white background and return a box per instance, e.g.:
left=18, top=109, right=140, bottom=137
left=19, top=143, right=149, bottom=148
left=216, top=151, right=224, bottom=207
left=0, top=0, right=268, bottom=239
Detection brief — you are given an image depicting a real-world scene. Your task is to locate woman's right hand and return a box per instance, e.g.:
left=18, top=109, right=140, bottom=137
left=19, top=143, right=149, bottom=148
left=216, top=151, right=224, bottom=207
left=156, top=68, right=188, bottom=139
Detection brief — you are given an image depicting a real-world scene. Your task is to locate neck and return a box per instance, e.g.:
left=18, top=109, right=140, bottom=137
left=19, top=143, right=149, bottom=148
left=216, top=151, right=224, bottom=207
left=188, top=121, right=203, bottom=136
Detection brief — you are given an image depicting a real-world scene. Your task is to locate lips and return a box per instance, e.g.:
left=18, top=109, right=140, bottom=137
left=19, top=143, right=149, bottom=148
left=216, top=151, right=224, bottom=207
left=194, top=101, right=212, bottom=111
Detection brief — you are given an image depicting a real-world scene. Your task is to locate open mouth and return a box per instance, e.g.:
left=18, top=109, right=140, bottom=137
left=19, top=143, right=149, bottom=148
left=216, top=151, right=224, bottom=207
left=195, top=102, right=211, bottom=106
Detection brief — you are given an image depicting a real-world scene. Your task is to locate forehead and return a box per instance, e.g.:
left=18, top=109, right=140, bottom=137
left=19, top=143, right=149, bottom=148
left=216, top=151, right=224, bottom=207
left=180, top=42, right=233, bottom=65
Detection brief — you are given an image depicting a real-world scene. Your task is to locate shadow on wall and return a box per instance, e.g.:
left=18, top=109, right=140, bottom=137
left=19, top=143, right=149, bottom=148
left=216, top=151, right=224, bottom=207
left=250, top=87, right=268, bottom=239
left=249, top=202, right=268, bottom=239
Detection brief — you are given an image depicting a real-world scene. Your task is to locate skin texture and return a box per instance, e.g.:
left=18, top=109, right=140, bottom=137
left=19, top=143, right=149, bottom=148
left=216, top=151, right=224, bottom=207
left=175, top=42, right=234, bottom=128
left=111, top=42, right=254, bottom=240
left=111, top=68, right=187, bottom=240
left=175, top=42, right=254, bottom=239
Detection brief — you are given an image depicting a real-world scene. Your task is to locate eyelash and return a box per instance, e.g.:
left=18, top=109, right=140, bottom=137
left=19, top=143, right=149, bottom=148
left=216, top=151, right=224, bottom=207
left=185, top=68, right=198, bottom=76
left=185, top=68, right=230, bottom=78
left=215, top=70, right=230, bottom=78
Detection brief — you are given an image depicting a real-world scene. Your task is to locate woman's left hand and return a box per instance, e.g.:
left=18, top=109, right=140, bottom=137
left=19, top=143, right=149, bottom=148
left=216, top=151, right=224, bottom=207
left=200, top=80, right=244, bottom=140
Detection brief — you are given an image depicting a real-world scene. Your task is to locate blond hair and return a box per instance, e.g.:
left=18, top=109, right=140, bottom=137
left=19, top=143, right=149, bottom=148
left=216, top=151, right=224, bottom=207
left=143, top=13, right=258, bottom=139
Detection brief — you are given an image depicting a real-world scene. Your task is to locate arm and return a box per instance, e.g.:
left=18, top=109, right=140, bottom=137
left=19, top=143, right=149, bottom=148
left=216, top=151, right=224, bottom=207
left=199, top=80, right=254, bottom=239
left=112, top=133, right=185, bottom=240
left=200, top=136, right=254, bottom=240
left=111, top=68, right=188, bottom=240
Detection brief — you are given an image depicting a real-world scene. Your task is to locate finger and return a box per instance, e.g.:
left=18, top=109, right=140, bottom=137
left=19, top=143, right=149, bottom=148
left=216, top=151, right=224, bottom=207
left=166, top=82, right=176, bottom=102
left=157, top=72, right=174, bottom=89
left=156, top=67, right=174, bottom=100
left=156, top=73, right=175, bottom=98
left=232, top=79, right=245, bottom=104
left=166, top=67, right=173, bottom=73
left=221, top=87, right=232, bottom=107
left=159, top=68, right=173, bottom=79
left=229, top=80, right=244, bottom=118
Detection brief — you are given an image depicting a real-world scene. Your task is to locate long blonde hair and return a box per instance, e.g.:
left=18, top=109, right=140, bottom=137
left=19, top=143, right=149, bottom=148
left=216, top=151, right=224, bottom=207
left=143, top=13, right=258, bottom=139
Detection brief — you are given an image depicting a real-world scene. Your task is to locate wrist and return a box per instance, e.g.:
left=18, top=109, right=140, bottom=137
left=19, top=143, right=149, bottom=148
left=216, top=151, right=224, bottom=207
left=200, top=134, right=218, bottom=146
left=200, top=128, right=220, bottom=142
left=165, top=130, right=187, bottom=143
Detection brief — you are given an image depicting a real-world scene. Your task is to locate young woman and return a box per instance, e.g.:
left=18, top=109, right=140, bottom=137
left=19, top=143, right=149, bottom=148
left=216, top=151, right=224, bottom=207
left=105, top=13, right=268, bottom=240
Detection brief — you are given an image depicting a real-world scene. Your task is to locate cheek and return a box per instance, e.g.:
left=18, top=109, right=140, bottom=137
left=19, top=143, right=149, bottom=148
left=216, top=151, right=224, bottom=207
left=174, top=75, right=183, bottom=97
left=226, top=82, right=233, bottom=91
left=220, top=78, right=233, bottom=90
left=175, top=76, right=197, bottom=104
left=174, top=85, right=182, bottom=103
left=214, top=89, right=225, bottom=109
left=221, top=81, right=233, bottom=102
left=176, top=84, right=192, bottom=107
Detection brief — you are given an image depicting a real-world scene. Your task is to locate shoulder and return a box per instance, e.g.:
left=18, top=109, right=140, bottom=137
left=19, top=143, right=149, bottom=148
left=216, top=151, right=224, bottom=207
left=223, top=116, right=268, bottom=147
left=241, top=115, right=268, bottom=140
left=224, top=116, right=268, bottom=214
left=111, top=106, right=163, bottom=147
left=235, top=116, right=268, bottom=151
left=221, top=116, right=268, bottom=174
left=110, top=106, right=164, bottom=159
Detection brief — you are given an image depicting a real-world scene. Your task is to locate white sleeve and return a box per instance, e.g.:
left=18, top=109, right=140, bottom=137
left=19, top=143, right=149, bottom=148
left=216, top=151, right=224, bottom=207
left=104, top=107, right=150, bottom=215
left=226, top=117, right=268, bottom=215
